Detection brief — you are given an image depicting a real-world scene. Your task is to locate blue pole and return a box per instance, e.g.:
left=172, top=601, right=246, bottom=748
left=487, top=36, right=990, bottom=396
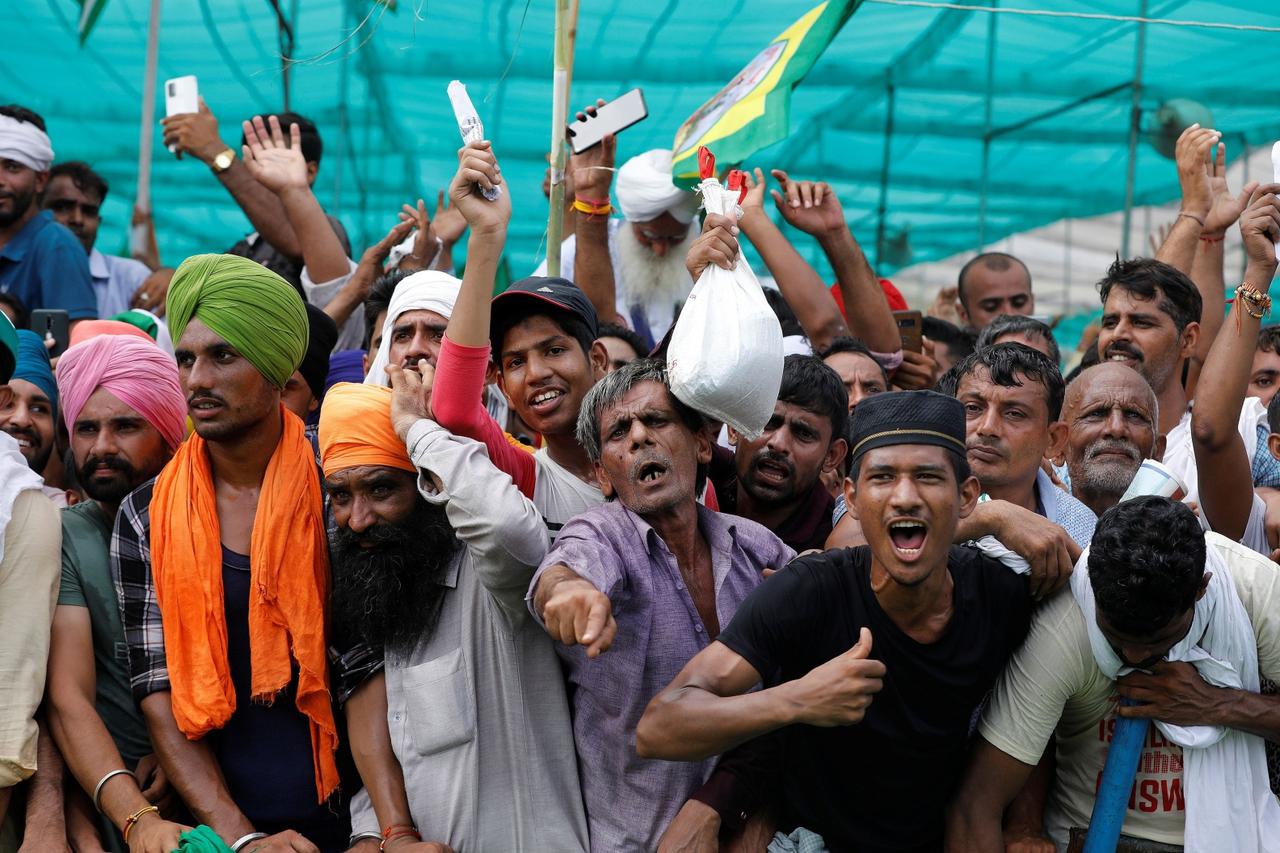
left=1083, top=701, right=1149, bottom=852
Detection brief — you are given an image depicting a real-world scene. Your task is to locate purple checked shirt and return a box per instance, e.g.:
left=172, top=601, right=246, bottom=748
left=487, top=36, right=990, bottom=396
left=528, top=500, right=795, bottom=852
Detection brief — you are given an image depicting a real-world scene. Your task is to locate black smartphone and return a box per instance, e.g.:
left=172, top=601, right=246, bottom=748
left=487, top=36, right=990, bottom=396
left=29, top=309, right=70, bottom=358
left=567, top=89, right=648, bottom=154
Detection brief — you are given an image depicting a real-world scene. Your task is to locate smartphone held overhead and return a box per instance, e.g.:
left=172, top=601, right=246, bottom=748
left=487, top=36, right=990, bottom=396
left=567, top=89, right=648, bottom=154
left=163, top=75, right=198, bottom=154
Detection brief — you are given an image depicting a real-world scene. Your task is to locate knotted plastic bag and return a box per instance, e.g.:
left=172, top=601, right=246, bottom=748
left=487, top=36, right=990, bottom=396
left=667, top=147, right=783, bottom=439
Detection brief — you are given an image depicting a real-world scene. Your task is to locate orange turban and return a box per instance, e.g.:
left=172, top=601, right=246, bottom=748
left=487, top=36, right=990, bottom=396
left=318, top=383, right=415, bottom=477
left=68, top=319, right=153, bottom=348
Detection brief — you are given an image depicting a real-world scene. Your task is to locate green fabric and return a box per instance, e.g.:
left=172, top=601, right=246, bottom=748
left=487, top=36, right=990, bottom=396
left=174, top=825, right=235, bottom=853
left=672, top=0, right=860, bottom=185
left=166, top=254, right=309, bottom=388
left=60, top=501, right=153, bottom=766
left=110, top=309, right=160, bottom=341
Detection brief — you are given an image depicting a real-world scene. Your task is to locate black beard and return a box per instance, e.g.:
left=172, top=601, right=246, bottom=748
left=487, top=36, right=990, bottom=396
left=329, top=499, right=461, bottom=656
left=78, top=454, right=144, bottom=504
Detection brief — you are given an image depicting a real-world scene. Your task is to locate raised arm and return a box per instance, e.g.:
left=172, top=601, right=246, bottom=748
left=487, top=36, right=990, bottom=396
left=567, top=105, right=621, bottom=322
left=241, top=115, right=350, bottom=283
left=1191, top=183, right=1280, bottom=540
left=161, top=98, right=308, bottom=259
left=440, top=140, right=511, bottom=348
left=636, top=628, right=884, bottom=761
left=770, top=169, right=900, bottom=355
left=1155, top=125, right=1219, bottom=277
left=316, top=218, right=415, bottom=331
left=737, top=169, right=850, bottom=351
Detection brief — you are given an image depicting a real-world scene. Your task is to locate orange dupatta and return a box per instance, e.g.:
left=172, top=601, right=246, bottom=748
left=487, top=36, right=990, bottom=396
left=149, top=406, right=339, bottom=803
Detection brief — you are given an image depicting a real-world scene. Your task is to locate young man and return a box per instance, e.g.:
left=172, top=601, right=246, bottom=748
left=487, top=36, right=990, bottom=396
left=1054, top=362, right=1162, bottom=518
left=46, top=334, right=188, bottom=852
left=947, top=497, right=1280, bottom=852
left=321, top=380, right=587, bottom=852
left=42, top=161, right=154, bottom=317
left=0, top=105, right=96, bottom=320
left=432, top=140, right=609, bottom=538
left=113, top=254, right=347, bottom=851
left=1249, top=325, right=1280, bottom=408
left=955, top=252, right=1035, bottom=332
left=711, top=354, right=849, bottom=552
left=819, top=337, right=889, bottom=413
left=528, top=358, right=794, bottom=851
left=0, top=328, right=70, bottom=504
left=0, top=313, right=61, bottom=826
left=637, top=390, right=1032, bottom=852
left=597, top=321, right=648, bottom=372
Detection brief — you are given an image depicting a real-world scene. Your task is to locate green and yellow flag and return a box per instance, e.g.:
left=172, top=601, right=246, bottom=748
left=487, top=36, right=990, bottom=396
left=671, top=0, right=861, bottom=185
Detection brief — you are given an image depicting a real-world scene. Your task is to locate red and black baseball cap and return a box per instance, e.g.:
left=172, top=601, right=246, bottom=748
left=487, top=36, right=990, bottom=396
left=490, top=277, right=600, bottom=348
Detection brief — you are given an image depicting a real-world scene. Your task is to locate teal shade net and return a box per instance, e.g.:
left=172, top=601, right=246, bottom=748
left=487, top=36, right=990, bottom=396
left=12, top=0, right=1280, bottom=287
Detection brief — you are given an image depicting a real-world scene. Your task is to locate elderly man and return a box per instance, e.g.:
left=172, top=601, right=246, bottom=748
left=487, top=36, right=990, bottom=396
left=46, top=335, right=189, bottom=852
left=113, top=254, right=347, bottom=852
left=638, top=391, right=1033, bottom=853
left=536, top=144, right=699, bottom=347
left=0, top=328, right=71, bottom=504
left=527, top=358, right=794, bottom=851
left=0, top=105, right=96, bottom=320
left=0, top=313, right=60, bottom=826
left=955, top=252, right=1035, bottom=332
left=320, top=379, right=587, bottom=852
left=1054, top=363, right=1162, bottom=518
left=947, top=497, right=1280, bottom=852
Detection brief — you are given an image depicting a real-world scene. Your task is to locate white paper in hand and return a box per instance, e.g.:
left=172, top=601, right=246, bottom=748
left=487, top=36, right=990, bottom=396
left=448, top=80, right=501, bottom=202
left=666, top=175, right=783, bottom=440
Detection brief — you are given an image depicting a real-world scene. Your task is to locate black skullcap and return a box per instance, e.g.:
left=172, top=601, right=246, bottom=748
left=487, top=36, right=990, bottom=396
left=848, top=390, right=967, bottom=468
left=300, top=303, right=340, bottom=402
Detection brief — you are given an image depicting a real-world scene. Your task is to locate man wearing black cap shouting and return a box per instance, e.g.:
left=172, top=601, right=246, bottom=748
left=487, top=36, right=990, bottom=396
left=636, top=390, right=1033, bottom=852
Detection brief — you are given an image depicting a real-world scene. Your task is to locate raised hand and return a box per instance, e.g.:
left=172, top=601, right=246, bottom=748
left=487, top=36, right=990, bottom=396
left=1239, top=183, right=1280, bottom=275
left=159, top=96, right=224, bottom=163
left=540, top=575, right=617, bottom=658
left=432, top=189, right=468, bottom=246
left=770, top=168, right=846, bottom=237
left=1203, top=142, right=1259, bottom=237
left=1173, top=123, right=1222, bottom=221
left=395, top=199, right=440, bottom=273
left=569, top=99, right=615, bottom=202
left=685, top=213, right=739, bottom=280
left=241, top=115, right=309, bottom=194
left=789, top=627, right=885, bottom=726
left=449, top=141, right=511, bottom=236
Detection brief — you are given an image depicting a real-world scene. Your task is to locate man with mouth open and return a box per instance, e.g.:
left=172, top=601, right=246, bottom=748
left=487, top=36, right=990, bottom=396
left=527, top=358, right=794, bottom=851
left=635, top=390, right=1032, bottom=852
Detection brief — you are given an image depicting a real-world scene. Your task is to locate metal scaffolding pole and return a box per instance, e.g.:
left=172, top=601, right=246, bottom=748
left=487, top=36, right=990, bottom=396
left=1119, top=0, right=1149, bottom=260
left=977, top=1, right=998, bottom=250
left=875, top=81, right=896, bottom=267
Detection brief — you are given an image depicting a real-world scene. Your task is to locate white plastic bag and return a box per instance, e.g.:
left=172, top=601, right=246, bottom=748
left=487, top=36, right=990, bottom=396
left=667, top=152, right=783, bottom=440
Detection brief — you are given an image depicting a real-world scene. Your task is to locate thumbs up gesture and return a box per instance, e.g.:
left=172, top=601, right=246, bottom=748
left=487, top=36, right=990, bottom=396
left=789, top=627, right=886, bottom=727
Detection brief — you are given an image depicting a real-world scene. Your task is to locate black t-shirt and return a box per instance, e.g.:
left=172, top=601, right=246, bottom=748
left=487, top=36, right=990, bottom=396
left=227, top=213, right=350, bottom=295
left=717, top=545, right=1032, bottom=853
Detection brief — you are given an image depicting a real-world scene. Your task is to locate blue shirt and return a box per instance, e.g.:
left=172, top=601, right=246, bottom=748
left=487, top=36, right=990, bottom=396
left=0, top=211, right=96, bottom=319
left=88, top=249, right=149, bottom=318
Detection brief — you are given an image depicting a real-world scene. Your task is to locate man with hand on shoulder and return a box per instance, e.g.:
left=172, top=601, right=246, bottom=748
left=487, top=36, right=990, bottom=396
left=638, top=391, right=1033, bottom=853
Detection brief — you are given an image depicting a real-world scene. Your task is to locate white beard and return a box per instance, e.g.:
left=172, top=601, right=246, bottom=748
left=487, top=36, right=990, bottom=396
left=615, top=221, right=697, bottom=311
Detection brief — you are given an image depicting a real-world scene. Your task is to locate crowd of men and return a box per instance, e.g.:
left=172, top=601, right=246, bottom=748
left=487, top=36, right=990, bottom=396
left=2, top=91, right=1280, bottom=853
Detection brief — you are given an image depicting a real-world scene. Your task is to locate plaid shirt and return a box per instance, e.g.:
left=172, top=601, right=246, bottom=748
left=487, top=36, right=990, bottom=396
left=110, top=478, right=168, bottom=700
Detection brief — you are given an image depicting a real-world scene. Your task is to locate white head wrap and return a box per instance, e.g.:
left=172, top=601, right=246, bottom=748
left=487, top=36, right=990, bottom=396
left=0, top=115, right=54, bottom=172
left=363, top=270, right=462, bottom=386
left=616, top=149, right=697, bottom=225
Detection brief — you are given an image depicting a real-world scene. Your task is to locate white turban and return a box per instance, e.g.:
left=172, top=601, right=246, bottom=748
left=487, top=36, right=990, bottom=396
left=0, top=115, right=54, bottom=172
left=363, top=270, right=462, bottom=386
left=616, top=149, right=697, bottom=225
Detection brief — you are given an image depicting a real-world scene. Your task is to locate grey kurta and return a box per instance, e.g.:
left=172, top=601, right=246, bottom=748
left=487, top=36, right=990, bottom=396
left=348, top=420, right=588, bottom=852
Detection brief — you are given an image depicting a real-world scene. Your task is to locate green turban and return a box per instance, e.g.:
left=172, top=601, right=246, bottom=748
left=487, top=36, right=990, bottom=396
left=166, top=254, right=309, bottom=388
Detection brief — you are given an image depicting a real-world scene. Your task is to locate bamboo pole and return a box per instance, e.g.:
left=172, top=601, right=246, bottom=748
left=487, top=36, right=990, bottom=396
left=545, top=0, right=580, bottom=277
left=131, top=0, right=162, bottom=261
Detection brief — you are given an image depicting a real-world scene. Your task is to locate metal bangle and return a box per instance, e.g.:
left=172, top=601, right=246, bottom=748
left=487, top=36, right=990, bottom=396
left=92, top=768, right=135, bottom=813
left=231, top=832, right=269, bottom=852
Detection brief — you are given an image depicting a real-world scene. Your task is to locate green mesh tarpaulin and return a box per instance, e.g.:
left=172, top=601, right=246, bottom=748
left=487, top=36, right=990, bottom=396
left=10, top=0, right=1280, bottom=288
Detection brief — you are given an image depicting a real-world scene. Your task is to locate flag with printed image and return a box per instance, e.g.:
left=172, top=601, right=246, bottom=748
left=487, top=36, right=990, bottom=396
left=671, top=0, right=861, bottom=185
left=75, top=0, right=110, bottom=43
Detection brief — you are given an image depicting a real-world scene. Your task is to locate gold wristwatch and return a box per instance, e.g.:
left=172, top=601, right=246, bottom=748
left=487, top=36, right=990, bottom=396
left=209, top=147, right=236, bottom=174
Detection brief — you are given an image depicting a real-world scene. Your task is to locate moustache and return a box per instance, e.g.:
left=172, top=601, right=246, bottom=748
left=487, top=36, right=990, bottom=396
left=751, top=450, right=796, bottom=479
left=966, top=437, right=1005, bottom=456
left=1085, top=438, right=1140, bottom=463
left=628, top=451, right=673, bottom=481
left=187, top=392, right=226, bottom=406
left=2, top=424, right=39, bottom=442
left=1104, top=342, right=1143, bottom=362
left=81, top=454, right=131, bottom=474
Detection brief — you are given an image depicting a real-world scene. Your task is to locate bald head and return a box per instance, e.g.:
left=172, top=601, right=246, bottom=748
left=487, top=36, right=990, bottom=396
left=1061, top=363, right=1162, bottom=516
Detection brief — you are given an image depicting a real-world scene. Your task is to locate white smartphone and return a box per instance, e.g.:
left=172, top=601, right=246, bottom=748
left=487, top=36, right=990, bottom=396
left=568, top=88, right=648, bottom=154
left=163, top=75, right=199, bottom=154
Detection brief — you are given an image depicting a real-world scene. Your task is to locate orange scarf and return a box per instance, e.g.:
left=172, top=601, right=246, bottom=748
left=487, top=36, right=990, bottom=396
left=150, top=406, right=339, bottom=803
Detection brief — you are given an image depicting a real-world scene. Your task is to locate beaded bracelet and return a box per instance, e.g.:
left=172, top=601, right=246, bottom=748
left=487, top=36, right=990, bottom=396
left=122, top=805, right=159, bottom=845
left=1235, top=286, right=1272, bottom=320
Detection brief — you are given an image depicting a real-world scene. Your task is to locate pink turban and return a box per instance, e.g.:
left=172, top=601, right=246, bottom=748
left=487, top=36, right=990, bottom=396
left=56, top=336, right=187, bottom=450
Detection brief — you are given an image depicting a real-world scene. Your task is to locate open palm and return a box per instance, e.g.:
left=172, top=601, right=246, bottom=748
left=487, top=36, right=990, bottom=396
left=241, top=114, right=309, bottom=193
